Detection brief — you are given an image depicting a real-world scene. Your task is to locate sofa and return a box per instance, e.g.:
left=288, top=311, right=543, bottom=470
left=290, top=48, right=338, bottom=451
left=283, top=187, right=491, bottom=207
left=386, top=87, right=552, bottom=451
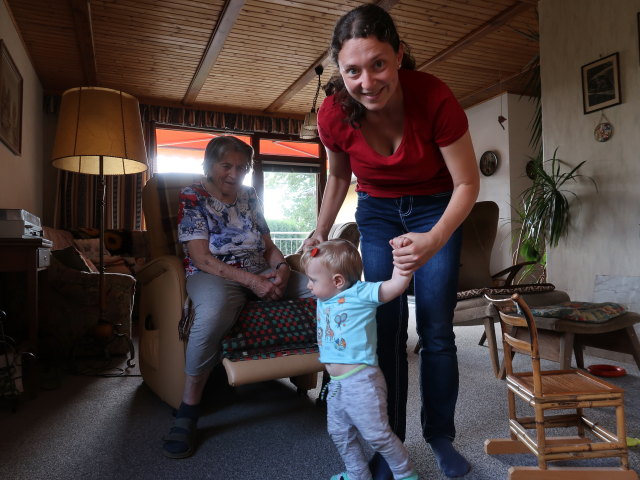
left=40, top=227, right=143, bottom=359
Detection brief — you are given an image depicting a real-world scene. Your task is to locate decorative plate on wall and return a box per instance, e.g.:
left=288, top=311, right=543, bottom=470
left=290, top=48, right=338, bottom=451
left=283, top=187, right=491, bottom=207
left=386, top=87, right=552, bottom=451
left=479, top=150, right=499, bottom=176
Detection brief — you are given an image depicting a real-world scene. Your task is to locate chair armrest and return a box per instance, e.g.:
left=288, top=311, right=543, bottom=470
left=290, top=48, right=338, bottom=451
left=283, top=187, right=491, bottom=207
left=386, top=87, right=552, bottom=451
left=137, top=255, right=186, bottom=330
left=491, top=261, right=536, bottom=286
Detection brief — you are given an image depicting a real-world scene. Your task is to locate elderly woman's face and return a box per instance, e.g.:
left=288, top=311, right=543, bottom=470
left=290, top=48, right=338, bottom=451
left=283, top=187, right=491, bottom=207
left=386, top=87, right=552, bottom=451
left=206, top=150, right=250, bottom=202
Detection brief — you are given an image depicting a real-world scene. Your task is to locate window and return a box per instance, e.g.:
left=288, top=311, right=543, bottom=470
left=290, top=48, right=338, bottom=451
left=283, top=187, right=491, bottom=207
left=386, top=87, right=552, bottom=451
left=155, top=126, right=325, bottom=254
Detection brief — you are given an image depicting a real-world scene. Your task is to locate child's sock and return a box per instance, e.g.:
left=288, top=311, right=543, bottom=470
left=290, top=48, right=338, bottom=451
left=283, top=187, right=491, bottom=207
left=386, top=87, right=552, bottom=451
left=428, top=438, right=470, bottom=478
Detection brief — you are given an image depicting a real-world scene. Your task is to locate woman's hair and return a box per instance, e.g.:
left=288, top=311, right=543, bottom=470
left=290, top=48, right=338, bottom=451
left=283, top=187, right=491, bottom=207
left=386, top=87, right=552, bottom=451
left=202, top=135, right=254, bottom=174
left=300, top=239, right=363, bottom=288
left=326, top=3, right=416, bottom=127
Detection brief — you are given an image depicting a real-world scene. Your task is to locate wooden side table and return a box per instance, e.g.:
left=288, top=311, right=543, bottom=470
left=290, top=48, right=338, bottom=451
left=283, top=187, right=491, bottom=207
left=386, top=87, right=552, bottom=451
left=0, top=237, right=52, bottom=353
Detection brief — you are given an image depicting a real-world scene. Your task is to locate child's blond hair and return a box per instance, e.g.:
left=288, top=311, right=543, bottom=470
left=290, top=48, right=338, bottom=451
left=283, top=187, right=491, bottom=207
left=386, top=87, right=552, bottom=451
left=301, top=239, right=362, bottom=287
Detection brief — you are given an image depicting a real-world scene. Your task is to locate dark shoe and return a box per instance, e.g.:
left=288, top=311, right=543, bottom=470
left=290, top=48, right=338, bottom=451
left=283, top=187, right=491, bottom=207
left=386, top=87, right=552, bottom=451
left=162, top=416, right=197, bottom=459
left=369, top=452, right=393, bottom=480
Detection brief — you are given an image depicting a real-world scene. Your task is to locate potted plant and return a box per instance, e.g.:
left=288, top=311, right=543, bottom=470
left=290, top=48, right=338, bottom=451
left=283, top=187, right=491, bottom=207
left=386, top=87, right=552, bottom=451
left=514, top=148, right=597, bottom=281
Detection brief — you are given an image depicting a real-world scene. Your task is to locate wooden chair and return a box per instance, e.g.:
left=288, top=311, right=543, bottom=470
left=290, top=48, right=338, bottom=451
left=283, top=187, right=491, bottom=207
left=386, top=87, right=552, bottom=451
left=484, top=293, right=637, bottom=480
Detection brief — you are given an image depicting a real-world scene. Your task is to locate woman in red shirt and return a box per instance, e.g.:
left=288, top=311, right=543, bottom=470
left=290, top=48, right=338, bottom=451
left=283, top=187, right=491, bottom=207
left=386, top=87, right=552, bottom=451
left=308, top=4, right=480, bottom=479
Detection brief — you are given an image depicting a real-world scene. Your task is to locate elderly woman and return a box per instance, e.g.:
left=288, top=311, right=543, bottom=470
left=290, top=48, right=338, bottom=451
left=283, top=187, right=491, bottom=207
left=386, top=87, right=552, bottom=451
left=162, top=135, right=311, bottom=459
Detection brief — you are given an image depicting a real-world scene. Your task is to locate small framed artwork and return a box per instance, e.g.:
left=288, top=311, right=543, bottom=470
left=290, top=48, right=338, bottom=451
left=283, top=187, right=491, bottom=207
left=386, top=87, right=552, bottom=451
left=0, top=41, right=22, bottom=155
left=581, top=52, right=621, bottom=114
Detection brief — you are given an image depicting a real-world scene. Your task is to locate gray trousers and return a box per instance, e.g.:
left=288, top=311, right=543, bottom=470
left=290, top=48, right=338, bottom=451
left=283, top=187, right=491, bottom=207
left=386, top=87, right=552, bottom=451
left=327, top=366, right=414, bottom=480
left=184, top=268, right=311, bottom=376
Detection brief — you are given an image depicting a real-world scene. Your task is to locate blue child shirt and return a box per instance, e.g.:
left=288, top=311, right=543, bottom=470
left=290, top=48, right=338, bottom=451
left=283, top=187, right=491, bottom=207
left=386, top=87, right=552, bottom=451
left=316, top=280, right=384, bottom=366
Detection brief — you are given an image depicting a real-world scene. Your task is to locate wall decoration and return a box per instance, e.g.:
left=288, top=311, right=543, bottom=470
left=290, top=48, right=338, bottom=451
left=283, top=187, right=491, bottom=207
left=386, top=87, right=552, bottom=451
left=479, top=150, right=499, bottom=176
left=0, top=40, right=22, bottom=155
left=593, top=111, right=613, bottom=142
left=581, top=52, right=621, bottom=114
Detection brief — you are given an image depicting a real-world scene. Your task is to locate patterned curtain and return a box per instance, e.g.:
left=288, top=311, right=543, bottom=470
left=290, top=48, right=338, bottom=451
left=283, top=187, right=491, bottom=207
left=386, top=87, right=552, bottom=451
left=55, top=170, right=148, bottom=230
left=51, top=98, right=303, bottom=231
left=139, top=105, right=303, bottom=136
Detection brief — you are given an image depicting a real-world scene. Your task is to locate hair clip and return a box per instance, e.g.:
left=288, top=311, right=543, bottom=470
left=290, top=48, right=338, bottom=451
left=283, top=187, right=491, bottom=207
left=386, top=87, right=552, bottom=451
left=310, top=247, right=319, bottom=257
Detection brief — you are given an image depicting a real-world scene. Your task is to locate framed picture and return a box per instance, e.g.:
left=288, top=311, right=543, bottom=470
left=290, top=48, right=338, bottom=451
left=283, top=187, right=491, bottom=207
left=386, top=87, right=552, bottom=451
left=0, top=40, right=23, bottom=155
left=581, top=52, right=621, bottom=114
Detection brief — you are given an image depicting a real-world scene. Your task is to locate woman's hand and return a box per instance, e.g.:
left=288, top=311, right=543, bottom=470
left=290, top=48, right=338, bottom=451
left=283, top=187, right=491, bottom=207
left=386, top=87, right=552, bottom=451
left=302, top=233, right=325, bottom=251
left=249, top=271, right=286, bottom=301
left=390, top=230, right=447, bottom=274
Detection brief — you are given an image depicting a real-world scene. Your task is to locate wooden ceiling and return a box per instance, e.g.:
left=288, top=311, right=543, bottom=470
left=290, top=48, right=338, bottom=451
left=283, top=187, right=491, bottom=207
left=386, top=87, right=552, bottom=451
left=6, top=0, right=539, bottom=118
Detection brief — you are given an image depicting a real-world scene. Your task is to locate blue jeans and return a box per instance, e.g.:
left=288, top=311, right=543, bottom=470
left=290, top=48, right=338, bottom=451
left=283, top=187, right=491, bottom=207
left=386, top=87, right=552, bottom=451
left=355, top=192, right=462, bottom=443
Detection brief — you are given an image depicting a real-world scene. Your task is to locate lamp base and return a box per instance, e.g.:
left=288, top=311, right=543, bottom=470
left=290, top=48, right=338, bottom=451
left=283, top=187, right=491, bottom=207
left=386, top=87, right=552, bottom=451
left=72, top=321, right=136, bottom=373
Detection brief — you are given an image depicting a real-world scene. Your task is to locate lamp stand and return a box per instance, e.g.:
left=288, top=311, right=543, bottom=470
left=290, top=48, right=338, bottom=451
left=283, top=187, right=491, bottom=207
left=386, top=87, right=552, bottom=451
left=94, top=156, right=136, bottom=369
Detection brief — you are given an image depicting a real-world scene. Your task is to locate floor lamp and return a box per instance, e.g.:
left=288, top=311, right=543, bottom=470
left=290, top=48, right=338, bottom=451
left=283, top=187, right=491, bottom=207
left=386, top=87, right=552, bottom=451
left=51, top=86, right=148, bottom=367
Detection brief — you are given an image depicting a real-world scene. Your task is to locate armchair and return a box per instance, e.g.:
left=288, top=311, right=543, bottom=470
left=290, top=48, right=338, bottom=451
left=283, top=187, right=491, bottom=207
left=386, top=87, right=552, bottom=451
left=40, top=227, right=135, bottom=359
left=138, top=173, right=358, bottom=408
left=448, top=201, right=570, bottom=377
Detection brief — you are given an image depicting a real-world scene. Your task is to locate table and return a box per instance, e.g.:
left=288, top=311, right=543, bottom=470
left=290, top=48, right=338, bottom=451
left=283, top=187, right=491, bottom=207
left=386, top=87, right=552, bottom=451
left=0, top=237, right=52, bottom=353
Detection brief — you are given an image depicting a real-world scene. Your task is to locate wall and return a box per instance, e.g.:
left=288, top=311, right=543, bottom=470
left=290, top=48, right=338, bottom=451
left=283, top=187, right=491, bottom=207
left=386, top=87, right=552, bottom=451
left=540, top=0, right=640, bottom=301
left=466, top=93, right=537, bottom=275
left=0, top=0, right=44, bottom=218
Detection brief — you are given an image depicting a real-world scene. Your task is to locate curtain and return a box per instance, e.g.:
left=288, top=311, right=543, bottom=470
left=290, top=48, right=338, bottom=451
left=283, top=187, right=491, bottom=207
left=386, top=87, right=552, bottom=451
left=50, top=97, right=303, bottom=231
left=54, top=170, right=148, bottom=230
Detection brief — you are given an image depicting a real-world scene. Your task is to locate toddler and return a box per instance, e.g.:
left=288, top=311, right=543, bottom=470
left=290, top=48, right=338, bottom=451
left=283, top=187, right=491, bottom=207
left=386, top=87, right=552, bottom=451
left=301, top=239, right=418, bottom=480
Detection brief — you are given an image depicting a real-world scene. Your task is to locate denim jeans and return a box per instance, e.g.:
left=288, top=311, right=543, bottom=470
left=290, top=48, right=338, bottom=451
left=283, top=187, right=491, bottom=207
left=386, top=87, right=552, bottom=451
left=355, top=192, right=462, bottom=443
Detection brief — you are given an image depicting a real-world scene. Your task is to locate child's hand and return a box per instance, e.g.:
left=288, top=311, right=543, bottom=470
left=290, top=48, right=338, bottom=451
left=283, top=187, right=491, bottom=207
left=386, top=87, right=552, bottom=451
left=389, top=235, right=412, bottom=250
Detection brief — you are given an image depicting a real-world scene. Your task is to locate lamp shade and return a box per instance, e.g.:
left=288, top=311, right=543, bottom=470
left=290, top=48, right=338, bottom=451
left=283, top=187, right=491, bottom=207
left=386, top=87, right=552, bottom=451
left=51, top=87, right=147, bottom=175
left=299, top=110, right=318, bottom=140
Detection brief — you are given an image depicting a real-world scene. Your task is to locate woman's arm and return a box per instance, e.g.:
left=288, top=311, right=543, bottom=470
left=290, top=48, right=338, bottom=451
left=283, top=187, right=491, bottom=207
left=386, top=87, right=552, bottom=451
left=392, top=130, right=480, bottom=273
left=305, top=148, right=352, bottom=246
left=186, top=239, right=283, bottom=300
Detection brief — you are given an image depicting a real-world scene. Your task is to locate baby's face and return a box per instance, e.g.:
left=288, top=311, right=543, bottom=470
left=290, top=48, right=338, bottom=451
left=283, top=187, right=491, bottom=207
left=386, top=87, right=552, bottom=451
left=305, top=258, right=340, bottom=301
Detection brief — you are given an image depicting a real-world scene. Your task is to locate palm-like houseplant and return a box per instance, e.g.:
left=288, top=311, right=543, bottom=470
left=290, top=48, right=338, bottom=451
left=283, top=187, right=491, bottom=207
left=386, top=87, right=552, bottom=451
left=515, top=149, right=597, bottom=280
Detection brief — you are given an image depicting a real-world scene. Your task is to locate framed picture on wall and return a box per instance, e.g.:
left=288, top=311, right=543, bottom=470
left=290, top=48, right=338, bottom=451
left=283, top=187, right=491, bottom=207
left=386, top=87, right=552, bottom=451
left=0, top=40, right=22, bottom=155
left=581, top=52, right=621, bottom=114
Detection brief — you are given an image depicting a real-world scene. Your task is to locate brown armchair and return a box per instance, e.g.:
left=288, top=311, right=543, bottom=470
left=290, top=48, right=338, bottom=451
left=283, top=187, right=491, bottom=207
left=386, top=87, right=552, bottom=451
left=40, top=227, right=135, bottom=359
left=137, top=173, right=358, bottom=408
left=431, top=201, right=570, bottom=377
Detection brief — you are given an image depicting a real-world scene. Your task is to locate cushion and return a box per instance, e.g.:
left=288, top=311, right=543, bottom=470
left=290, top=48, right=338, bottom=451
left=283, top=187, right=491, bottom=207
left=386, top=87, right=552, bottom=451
left=72, top=238, right=110, bottom=265
left=51, top=246, right=96, bottom=272
left=527, top=301, right=627, bottom=323
left=43, top=226, right=75, bottom=251
left=221, top=298, right=318, bottom=361
left=457, top=283, right=556, bottom=301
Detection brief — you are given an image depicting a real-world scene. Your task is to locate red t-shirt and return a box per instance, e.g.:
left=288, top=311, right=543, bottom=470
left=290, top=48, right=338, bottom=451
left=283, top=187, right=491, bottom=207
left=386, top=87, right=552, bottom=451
left=317, top=69, right=468, bottom=198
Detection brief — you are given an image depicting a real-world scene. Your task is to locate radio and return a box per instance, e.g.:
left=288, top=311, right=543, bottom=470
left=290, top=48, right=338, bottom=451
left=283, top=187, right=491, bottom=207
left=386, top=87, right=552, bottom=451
left=0, top=209, right=43, bottom=239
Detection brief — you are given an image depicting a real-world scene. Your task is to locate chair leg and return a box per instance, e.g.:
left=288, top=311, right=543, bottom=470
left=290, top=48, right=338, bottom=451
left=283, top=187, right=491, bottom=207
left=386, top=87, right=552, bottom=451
left=624, top=325, right=640, bottom=371
left=478, top=331, right=487, bottom=346
left=574, top=343, right=585, bottom=369
left=483, top=318, right=501, bottom=377
left=559, top=332, right=575, bottom=369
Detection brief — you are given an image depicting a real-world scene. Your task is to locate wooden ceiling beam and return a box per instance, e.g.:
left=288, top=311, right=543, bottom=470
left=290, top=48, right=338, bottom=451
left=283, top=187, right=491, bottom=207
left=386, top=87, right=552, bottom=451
left=182, top=0, right=245, bottom=105
left=417, top=1, right=535, bottom=72
left=70, top=0, right=97, bottom=86
left=264, top=0, right=400, bottom=113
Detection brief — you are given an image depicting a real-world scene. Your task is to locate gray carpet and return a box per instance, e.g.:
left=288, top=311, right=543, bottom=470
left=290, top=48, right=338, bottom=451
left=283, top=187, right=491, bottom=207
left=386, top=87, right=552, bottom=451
left=2, top=311, right=639, bottom=479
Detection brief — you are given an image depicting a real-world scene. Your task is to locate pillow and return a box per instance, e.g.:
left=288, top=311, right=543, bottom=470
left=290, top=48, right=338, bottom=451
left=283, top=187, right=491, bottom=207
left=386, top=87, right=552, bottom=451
left=51, top=246, right=95, bottom=273
left=43, top=227, right=75, bottom=251
left=527, top=301, right=627, bottom=323
left=104, top=229, right=133, bottom=256
left=72, top=238, right=110, bottom=265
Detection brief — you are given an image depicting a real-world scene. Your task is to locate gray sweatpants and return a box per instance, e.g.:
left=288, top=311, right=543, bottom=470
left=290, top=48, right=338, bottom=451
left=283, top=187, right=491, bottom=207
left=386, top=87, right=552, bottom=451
left=327, top=365, right=414, bottom=480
